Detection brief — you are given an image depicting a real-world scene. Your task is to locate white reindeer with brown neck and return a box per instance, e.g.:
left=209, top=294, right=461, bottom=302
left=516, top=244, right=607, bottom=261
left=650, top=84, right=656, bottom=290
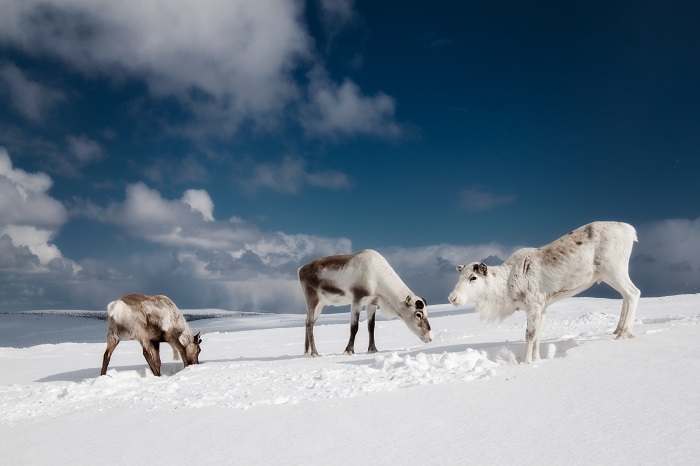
left=298, top=249, right=433, bottom=357
left=100, top=294, right=202, bottom=376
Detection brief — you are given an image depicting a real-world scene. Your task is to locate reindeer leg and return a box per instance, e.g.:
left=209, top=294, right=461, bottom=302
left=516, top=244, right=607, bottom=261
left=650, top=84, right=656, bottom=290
left=367, top=299, right=378, bottom=353
left=305, top=302, right=324, bottom=357
left=303, top=288, right=322, bottom=357
left=100, top=336, right=120, bottom=376
left=167, top=333, right=189, bottom=368
left=606, top=273, right=641, bottom=340
left=141, top=340, right=162, bottom=376
left=306, top=317, right=321, bottom=357
left=524, top=304, right=543, bottom=364
left=344, top=302, right=361, bottom=355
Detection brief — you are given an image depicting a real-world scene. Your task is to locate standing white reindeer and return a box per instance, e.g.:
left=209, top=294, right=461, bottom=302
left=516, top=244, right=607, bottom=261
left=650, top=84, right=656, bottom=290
left=100, top=294, right=202, bottom=376
left=448, top=221, right=640, bottom=363
left=298, top=249, right=433, bottom=357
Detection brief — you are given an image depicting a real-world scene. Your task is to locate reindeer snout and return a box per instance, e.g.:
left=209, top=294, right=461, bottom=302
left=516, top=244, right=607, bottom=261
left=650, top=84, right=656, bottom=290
left=448, top=293, right=462, bottom=306
left=423, top=330, right=434, bottom=343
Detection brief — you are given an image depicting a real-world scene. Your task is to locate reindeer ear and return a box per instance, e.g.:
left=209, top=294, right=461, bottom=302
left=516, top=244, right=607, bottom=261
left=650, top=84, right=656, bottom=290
left=456, top=265, right=465, bottom=273
left=194, top=331, right=202, bottom=344
left=473, top=262, right=488, bottom=276
left=405, top=295, right=412, bottom=307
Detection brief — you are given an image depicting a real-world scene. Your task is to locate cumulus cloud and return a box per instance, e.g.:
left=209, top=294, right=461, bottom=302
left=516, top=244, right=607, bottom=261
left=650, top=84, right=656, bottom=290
left=0, top=0, right=401, bottom=139
left=302, top=68, right=403, bottom=138
left=0, top=148, right=68, bottom=246
left=243, top=156, right=351, bottom=194
left=0, top=63, right=66, bottom=122
left=67, top=182, right=352, bottom=310
left=66, top=135, right=104, bottom=164
left=459, top=186, right=517, bottom=213
left=0, top=148, right=78, bottom=285
left=78, top=182, right=259, bottom=250
left=81, top=182, right=352, bottom=263
left=182, top=189, right=215, bottom=222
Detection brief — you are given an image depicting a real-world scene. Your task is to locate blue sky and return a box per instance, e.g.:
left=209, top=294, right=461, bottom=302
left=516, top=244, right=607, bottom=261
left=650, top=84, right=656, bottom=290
left=1, top=0, right=699, bottom=312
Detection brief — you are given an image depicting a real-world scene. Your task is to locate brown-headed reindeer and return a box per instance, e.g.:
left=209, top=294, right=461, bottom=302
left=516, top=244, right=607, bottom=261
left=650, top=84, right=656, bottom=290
left=100, top=294, right=202, bottom=376
left=298, top=249, right=433, bottom=357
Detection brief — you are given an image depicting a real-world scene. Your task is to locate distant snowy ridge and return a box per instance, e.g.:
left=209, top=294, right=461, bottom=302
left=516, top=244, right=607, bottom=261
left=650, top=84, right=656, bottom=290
left=11, top=309, right=267, bottom=321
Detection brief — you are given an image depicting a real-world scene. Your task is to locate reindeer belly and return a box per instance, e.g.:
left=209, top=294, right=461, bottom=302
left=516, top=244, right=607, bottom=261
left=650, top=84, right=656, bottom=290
left=319, top=289, right=352, bottom=307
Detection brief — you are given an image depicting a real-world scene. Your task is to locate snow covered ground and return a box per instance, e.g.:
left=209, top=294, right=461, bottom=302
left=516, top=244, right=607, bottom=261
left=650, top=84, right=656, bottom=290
left=1, top=295, right=699, bottom=465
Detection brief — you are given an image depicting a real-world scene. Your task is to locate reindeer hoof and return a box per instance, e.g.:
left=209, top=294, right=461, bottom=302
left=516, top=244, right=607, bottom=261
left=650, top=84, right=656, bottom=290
left=615, top=331, right=635, bottom=340
left=343, top=349, right=354, bottom=356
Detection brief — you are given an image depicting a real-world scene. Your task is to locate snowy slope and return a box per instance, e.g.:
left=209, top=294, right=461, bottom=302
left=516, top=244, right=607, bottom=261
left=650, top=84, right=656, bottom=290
left=1, top=295, right=699, bottom=465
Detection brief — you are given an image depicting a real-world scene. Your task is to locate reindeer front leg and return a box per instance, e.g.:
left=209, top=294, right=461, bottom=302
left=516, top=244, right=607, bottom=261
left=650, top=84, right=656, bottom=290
left=167, top=334, right=189, bottom=367
left=344, top=301, right=362, bottom=355
left=141, top=340, right=162, bottom=376
left=524, top=304, right=544, bottom=364
left=366, top=299, right=378, bottom=353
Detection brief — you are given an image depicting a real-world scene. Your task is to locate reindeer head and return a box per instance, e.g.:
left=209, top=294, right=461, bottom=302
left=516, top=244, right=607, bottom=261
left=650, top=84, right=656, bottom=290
left=185, top=332, right=202, bottom=366
left=448, top=262, right=489, bottom=307
left=401, top=295, right=433, bottom=343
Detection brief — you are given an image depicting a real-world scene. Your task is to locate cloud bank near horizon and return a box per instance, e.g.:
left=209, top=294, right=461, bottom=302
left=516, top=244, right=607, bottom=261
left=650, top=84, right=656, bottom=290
left=1, top=149, right=698, bottom=312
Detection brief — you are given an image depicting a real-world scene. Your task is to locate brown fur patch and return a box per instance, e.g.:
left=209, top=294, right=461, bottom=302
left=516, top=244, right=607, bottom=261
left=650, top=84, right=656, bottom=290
left=351, top=285, right=370, bottom=300
left=320, top=280, right=345, bottom=295
left=298, top=253, right=355, bottom=291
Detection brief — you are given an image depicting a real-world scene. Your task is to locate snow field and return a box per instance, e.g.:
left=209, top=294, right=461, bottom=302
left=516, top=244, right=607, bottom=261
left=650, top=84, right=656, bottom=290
left=1, top=295, right=699, bottom=465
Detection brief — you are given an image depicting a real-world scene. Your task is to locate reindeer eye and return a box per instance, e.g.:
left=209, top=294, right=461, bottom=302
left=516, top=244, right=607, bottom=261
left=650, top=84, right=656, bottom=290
left=469, top=275, right=477, bottom=282
left=415, top=311, right=423, bottom=320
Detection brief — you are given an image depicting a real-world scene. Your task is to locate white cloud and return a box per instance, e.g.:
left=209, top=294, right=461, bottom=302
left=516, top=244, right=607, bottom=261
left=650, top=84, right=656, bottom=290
left=182, top=189, right=214, bottom=222
left=0, top=148, right=77, bottom=273
left=77, top=182, right=351, bottom=269
left=302, top=69, right=402, bottom=138
left=65, top=183, right=353, bottom=311
left=243, top=156, right=351, bottom=194
left=0, top=148, right=67, bottom=228
left=0, top=0, right=402, bottom=139
left=81, top=182, right=259, bottom=250
left=459, top=186, right=517, bottom=212
left=0, top=62, right=66, bottom=122
left=66, top=135, right=104, bottom=163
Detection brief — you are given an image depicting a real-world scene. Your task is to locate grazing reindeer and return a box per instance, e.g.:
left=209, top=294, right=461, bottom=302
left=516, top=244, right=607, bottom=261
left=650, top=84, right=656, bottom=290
left=298, top=249, right=433, bottom=357
left=448, top=221, right=640, bottom=363
left=100, top=294, right=202, bottom=376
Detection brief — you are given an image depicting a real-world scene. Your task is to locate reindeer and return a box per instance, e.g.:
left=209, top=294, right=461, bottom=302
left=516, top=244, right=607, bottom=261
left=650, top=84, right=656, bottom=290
left=298, top=249, right=433, bottom=357
left=448, top=222, right=640, bottom=363
left=100, top=294, right=202, bottom=376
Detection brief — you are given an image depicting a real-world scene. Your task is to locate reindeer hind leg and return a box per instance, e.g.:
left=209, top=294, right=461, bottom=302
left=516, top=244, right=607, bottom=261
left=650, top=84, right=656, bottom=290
left=100, top=335, right=120, bottom=376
